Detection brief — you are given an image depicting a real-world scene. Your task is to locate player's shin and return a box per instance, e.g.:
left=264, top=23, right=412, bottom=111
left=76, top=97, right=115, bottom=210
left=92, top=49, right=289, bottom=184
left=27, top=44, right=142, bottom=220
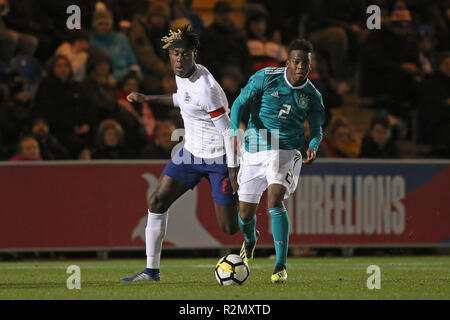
left=238, top=214, right=257, bottom=243
left=269, top=205, right=290, bottom=269
left=146, top=209, right=168, bottom=270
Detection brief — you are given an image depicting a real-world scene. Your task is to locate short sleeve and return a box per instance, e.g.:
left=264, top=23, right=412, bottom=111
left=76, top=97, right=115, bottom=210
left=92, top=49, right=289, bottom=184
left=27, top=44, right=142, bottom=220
left=172, top=93, right=179, bottom=107
left=201, top=85, right=228, bottom=113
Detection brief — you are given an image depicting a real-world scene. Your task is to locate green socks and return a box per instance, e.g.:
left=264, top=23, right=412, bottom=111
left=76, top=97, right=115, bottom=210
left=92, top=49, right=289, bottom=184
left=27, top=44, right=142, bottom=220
left=238, top=214, right=257, bottom=243
left=269, top=205, right=290, bottom=269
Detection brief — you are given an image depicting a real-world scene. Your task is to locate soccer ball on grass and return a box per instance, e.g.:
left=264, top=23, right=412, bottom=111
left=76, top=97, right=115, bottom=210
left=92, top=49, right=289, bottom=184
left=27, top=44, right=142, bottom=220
left=215, top=254, right=249, bottom=286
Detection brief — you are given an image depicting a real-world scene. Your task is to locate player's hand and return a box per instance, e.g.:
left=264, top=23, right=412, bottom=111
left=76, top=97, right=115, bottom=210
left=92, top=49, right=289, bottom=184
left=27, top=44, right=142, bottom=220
left=228, top=167, right=239, bottom=195
left=126, top=92, right=147, bottom=103
left=302, top=148, right=316, bottom=165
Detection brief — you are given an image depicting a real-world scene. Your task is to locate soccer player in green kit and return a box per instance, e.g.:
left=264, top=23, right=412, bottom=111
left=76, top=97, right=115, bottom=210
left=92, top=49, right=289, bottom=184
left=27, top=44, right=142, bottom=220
left=228, top=39, right=325, bottom=283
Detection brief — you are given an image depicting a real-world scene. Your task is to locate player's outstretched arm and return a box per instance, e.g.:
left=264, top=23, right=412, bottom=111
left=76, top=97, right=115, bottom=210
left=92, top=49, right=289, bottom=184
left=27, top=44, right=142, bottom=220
left=127, top=92, right=175, bottom=107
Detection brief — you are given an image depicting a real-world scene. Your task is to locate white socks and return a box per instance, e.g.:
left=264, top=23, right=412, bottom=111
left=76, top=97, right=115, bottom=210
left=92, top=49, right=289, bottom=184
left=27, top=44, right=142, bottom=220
left=145, top=209, right=168, bottom=269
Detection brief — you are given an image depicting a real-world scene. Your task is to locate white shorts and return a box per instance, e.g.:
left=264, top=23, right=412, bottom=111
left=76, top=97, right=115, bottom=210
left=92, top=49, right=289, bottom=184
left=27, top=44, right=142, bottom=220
left=237, top=149, right=302, bottom=204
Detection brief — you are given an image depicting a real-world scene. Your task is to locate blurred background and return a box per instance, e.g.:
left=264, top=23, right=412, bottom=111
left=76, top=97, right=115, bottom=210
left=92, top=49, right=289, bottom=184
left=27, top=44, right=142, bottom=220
left=0, top=0, right=449, bottom=260
left=0, top=0, right=449, bottom=161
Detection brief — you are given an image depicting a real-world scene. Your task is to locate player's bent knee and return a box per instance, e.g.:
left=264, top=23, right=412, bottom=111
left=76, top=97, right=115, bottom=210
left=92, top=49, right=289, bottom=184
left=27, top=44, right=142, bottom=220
left=239, top=211, right=255, bottom=223
left=239, top=203, right=257, bottom=222
left=148, top=192, right=170, bottom=213
left=268, top=198, right=284, bottom=209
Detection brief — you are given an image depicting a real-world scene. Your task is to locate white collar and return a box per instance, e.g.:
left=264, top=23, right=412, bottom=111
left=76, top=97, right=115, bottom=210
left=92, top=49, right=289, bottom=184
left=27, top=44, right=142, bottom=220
left=284, top=67, right=309, bottom=89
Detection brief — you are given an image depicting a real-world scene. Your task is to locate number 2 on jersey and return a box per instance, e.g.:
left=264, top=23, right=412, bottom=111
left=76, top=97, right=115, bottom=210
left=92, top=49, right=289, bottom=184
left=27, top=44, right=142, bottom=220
left=278, top=104, right=291, bottom=119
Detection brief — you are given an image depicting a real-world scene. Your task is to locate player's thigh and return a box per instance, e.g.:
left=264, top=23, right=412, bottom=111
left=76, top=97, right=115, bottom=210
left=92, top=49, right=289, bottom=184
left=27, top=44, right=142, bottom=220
left=266, top=149, right=302, bottom=204
left=237, top=153, right=268, bottom=205
left=206, top=166, right=239, bottom=234
left=214, top=202, right=239, bottom=235
left=148, top=174, right=190, bottom=213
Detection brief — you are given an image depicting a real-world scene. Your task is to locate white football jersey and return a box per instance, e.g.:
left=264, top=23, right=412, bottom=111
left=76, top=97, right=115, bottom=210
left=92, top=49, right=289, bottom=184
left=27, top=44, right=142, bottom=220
left=172, top=64, right=229, bottom=159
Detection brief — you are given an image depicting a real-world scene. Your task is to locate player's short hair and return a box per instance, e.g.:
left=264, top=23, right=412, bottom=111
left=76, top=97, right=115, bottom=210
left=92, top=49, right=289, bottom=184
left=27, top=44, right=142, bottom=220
left=288, top=39, right=313, bottom=55
left=161, top=25, right=200, bottom=51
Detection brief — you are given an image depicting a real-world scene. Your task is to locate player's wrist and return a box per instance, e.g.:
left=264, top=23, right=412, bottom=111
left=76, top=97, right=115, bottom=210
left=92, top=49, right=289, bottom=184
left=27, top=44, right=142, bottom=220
left=228, top=166, right=239, bottom=173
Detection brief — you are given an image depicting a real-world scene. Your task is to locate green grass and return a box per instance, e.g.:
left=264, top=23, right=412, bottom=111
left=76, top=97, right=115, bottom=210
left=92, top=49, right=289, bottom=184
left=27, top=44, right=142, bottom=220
left=0, top=256, right=449, bottom=300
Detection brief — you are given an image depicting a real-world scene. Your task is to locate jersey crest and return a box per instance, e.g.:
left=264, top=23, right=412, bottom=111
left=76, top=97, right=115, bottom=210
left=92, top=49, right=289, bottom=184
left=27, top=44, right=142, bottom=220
left=299, top=94, right=309, bottom=109
left=184, top=91, right=191, bottom=103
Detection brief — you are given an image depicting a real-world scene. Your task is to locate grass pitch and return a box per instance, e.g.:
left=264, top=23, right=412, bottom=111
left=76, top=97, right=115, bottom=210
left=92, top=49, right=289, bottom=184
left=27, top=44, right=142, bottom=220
left=0, top=256, right=449, bottom=300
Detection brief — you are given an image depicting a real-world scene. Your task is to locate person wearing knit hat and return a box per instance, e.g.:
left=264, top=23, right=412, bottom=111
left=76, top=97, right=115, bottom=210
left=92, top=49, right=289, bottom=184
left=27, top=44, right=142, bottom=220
left=92, top=5, right=114, bottom=34
left=89, top=2, right=140, bottom=82
left=389, top=9, right=412, bottom=38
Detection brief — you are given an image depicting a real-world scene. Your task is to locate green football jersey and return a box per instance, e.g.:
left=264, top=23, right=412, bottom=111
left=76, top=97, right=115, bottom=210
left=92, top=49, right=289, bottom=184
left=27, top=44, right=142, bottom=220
left=230, top=67, right=325, bottom=153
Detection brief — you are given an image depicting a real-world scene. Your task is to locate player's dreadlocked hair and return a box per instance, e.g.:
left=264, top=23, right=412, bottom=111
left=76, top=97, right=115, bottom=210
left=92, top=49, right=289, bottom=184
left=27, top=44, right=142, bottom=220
left=161, top=25, right=200, bottom=51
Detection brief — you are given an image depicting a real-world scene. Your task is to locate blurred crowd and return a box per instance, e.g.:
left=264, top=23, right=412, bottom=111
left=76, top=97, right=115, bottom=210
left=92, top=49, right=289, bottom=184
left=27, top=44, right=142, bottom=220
left=0, top=0, right=449, bottom=162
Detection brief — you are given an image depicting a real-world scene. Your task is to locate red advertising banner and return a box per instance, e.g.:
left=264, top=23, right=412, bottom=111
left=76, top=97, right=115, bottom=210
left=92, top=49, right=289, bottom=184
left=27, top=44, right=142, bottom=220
left=0, top=159, right=449, bottom=251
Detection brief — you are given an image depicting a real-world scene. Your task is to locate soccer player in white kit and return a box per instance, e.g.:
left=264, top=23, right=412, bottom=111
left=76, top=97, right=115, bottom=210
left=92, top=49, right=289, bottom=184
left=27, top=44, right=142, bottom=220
left=122, top=26, right=239, bottom=282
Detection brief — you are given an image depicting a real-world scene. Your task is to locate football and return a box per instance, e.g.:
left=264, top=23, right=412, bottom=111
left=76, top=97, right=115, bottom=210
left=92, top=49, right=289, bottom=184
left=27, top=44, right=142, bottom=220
left=215, top=254, right=250, bottom=286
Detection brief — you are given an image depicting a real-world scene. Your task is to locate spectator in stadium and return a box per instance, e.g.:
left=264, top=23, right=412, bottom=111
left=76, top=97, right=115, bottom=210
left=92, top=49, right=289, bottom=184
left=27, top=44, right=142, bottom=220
left=359, top=8, right=420, bottom=107
left=415, top=25, right=438, bottom=75
left=320, top=116, right=361, bottom=158
left=140, top=120, right=177, bottom=159
left=0, top=75, right=33, bottom=150
left=244, top=3, right=288, bottom=73
left=0, top=0, right=38, bottom=63
left=117, top=72, right=157, bottom=141
left=128, top=2, right=171, bottom=94
left=84, top=50, right=118, bottom=123
left=308, top=52, right=343, bottom=111
left=77, top=146, right=92, bottom=160
left=55, top=28, right=90, bottom=83
left=418, top=51, right=450, bottom=158
left=359, top=114, right=400, bottom=158
left=31, top=117, right=70, bottom=160
left=8, top=135, right=41, bottom=161
left=89, top=2, right=140, bottom=83
left=1, top=0, right=63, bottom=62
left=34, top=54, right=95, bottom=158
left=171, top=0, right=205, bottom=34
left=170, top=1, right=193, bottom=32
left=144, top=69, right=183, bottom=128
left=199, top=1, right=251, bottom=82
left=84, top=50, right=148, bottom=153
left=92, top=119, right=135, bottom=159
left=297, top=0, right=366, bottom=95
left=220, top=66, right=242, bottom=108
